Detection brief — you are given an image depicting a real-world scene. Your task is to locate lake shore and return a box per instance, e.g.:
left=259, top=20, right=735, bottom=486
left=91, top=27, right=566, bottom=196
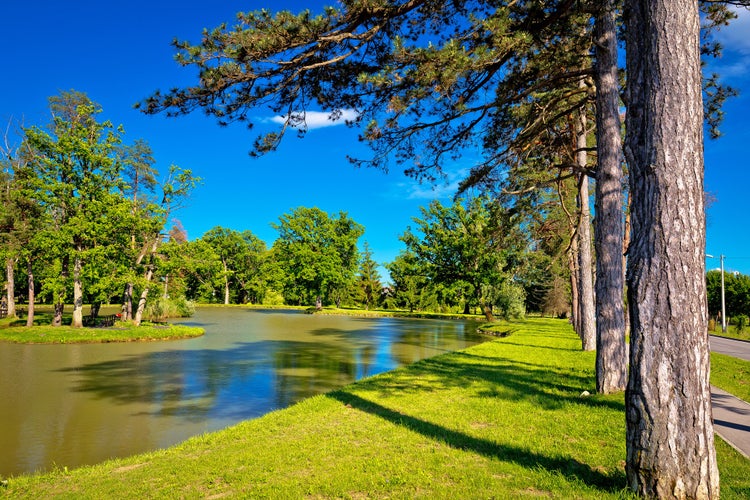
left=5, top=317, right=749, bottom=498
left=0, top=320, right=204, bottom=344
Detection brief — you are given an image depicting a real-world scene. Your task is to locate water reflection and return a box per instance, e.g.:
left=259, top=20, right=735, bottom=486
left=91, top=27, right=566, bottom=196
left=0, top=308, right=484, bottom=476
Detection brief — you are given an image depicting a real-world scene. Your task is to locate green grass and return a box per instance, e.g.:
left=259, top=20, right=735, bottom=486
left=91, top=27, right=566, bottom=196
left=0, top=322, right=204, bottom=344
left=710, top=325, right=750, bottom=342
left=0, top=305, right=204, bottom=343
left=3, top=317, right=748, bottom=498
left=712, top=352, right=750, bottom=403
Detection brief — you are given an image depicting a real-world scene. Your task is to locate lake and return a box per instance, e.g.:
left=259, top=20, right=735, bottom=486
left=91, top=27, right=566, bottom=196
left=0, top=307, right=486, bottom=476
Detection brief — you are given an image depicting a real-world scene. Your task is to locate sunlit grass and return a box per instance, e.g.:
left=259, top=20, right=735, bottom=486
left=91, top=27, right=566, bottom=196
left=0, top=305, right=203, bottom=343
left=3, top=318, right=749, bottom=498
left=0, top=322, right=204, bottom=344
left=712, top=352, right=750, bottom=403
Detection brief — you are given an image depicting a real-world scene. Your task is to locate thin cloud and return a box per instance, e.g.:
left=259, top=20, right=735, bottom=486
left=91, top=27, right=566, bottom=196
left=269, top=109, right=358, bottom=130
left=398, top=168, right=470, bottom=201
left=712, top=7, right=750, bottom=80
left=717, top=8, right=750, bottom=54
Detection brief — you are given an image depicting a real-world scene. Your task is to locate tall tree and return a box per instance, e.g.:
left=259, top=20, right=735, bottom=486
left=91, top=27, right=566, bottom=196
left=132, top=165, right=199, bottom=326
left=271, top=207, right=363, bottom=308
left=592, top=0, right=626, bottom=393
left=624, top=0, right=718, bottom=495
left=24, top=91, right=125, bottom=327
left=356, top=241, right=382, bottom=310
left=386, top=249, right=429, bottom=313
left=400, top=197, right=523, bottom=320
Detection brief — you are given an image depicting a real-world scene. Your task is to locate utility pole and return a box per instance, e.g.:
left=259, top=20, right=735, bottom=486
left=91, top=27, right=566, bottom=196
left=707, top=253, right=727, bottom=332
left=720, top=254, right=726, bottom=333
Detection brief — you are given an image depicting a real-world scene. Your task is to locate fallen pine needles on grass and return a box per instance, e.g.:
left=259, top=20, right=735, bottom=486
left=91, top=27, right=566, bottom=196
left=3, top=318, right=749, bottom=498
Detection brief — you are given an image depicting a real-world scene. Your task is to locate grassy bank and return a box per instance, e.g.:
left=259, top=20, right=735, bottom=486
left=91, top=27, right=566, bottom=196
left=3, top=317, right=749, bottom=498
left=0, top=322, right=204, bottom=344
left=712, top=352, right=750, bottom=403
left=0, top=304, right=204, bottom=343
left=710, top=325, right=750, bottom=342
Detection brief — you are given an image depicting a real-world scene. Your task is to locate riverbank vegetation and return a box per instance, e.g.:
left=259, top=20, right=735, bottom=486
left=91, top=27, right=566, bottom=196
left=3, top=318, right=749, bottom=498
left=0, top=322, right=203, bottom=344
left=0, top=304, right=203, bottom=343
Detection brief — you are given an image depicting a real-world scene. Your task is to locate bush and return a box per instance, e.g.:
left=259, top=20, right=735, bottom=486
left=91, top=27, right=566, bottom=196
left=496, top=281, right=526, bottom=320
left=144, top=296, right=195, bottom=321
left=735, top=314, right=748, bottom=334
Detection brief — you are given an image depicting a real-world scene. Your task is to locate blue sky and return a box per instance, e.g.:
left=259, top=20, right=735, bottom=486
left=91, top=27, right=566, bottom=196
left=2, top=2, right=749, bottom=276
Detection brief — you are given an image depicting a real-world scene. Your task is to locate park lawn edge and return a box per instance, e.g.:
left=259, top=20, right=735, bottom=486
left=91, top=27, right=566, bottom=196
left=3, top=317, right=749, bottom=499
left=0, top=323, right=204, bottom=344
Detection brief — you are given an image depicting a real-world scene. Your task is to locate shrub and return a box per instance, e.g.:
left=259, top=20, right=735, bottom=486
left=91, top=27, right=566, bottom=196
left=735, top=314, right=748, bottom=334
left=144, top=296, right=195, bottom=321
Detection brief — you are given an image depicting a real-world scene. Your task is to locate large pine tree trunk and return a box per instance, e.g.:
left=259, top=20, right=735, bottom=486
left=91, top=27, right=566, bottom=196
left=568, top=239, right=580, bottom=333
left=624, top=0, right=719, bottom=496
left=594, top=0, right=627, bottom=393
left=26, top=258, right=35, bottom=327
left=71, top=255, right=84, bottom=328
left=577, top=177, right=596, bottom=351
left=5, top=257, right=16, bottom=318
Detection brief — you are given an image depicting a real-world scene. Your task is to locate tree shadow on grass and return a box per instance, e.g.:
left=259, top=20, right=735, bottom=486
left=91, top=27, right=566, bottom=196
left=328, top=391, right=627, bottom=493
left=352, top=349, right=625, bottom=413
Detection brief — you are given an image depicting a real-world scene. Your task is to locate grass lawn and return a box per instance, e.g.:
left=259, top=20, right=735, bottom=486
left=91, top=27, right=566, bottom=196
left=0, top=322, right=204, bottom=344
left=710, top=325, right=750, bottom=342
left=0, top=306, right=204, bottom=343
left=712, top=352, right=750, bottom=403
left=2, top=317, right=749, bottom=498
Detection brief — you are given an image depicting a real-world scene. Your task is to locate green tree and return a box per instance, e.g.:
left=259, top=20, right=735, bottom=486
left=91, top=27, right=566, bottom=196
left=159, top=238, right=222, bottom=302
left=271, top=207, right=363, bottom=308
left=356, top=241, right=382, bottom=310
left=401, top=197, right=523, bottom=321
left=132, top=165, right=200, bottom=325
left=386, top=250, right=428, bottom=313
left=202, top=226, right=268, bottom=304
left=24, top=90, right=126, bottom=327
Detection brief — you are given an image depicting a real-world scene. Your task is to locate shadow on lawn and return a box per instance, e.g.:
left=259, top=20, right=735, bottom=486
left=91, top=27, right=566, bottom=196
left=329, top=390, right=627, bottom=492
left=352, top=348, right=625, bottom=413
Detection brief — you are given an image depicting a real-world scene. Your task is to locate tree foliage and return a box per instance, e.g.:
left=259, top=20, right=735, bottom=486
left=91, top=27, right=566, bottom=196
left=271, top=207, right=363, bottom=308
left=400, top=196, right=525, bottom=320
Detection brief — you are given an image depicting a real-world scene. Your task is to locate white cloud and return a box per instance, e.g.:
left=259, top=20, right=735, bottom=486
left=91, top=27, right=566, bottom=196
left=269, top=109, right=358, bottom=130
left=712, top=7, right=750, bottom=80
left=717, top=7, right=750, bottom=55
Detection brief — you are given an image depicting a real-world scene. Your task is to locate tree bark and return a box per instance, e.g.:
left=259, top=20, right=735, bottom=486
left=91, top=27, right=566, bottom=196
left=122, top=283, right=133, bottom=321
left=26, top=258, right=35, bottom=327
left=133, top=266, right=153, bottom=327
left=624, top=0, right=719, bottom=496
left=576, top=107, right=596, bottom=351
left=5, top=257, right=16, bottom=318
left=223, top=259, right=230, bottom=305
left=71, top=254, right=83, bottom=328
left=568, top=236, right=581, bottom=334
left=133, top=238, right=161, bottom=327
left=594, top=0, right=627, bottom=393
left=52, top=255, right=68, bottom=327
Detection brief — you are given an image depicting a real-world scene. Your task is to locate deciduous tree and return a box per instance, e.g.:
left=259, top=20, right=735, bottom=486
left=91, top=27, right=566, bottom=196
left=271, top=207, right=363, bottom=308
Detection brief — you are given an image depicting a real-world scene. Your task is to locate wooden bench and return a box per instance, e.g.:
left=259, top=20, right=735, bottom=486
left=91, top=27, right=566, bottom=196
left=82, top=314, right=119, bottom=328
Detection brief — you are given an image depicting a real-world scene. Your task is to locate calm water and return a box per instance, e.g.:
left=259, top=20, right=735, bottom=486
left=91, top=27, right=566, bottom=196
left=0, top=308, right=485, bottom=476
